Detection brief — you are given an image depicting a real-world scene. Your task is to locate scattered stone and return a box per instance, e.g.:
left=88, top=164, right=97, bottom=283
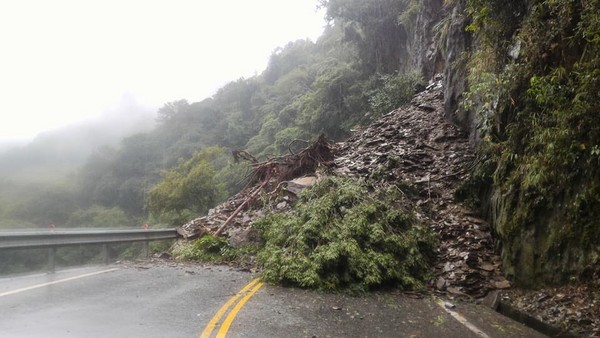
left=228, top=227, right=262, bottom=248
left=152, top=252, right=172, bottom=260
left=334, top=76, right=505, bottom=299
left=482, top=290, right=500, bottom=310
left=494, top=280, right=511, bottom=289
left=285, top=176, right=318, bottom=195
left=436, top=277, right=447, bottom=291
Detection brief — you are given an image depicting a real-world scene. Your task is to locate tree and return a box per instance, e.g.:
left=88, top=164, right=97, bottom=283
left=66, top=206, right=131, bottom=228
left=147, top=147, right=228, bottom=224
left=157, top=99, right=191, bottom=124
left=321, top=0, right=413, bottom=74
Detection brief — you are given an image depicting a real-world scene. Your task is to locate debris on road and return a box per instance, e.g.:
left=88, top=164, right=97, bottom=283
left=175, top=76, right=599, bottom=336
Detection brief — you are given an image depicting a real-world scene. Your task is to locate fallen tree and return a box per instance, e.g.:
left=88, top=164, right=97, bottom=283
left=255, top=177, right=437, bottom=293
left=242, top=133, right=334, bottom=187
left=212, top=134, right=335, bottom=236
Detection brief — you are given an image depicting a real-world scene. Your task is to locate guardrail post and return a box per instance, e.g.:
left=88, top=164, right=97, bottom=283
left=47, top=247, right=56, bottom=273
left=102, top=244, right=109, bottom=264
left=143, top=241, right=149, bottom=258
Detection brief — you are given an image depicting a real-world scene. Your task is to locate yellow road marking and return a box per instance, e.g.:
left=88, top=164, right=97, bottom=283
left=200, top=278, right=261, bottom=338
left=216, top=281, right=263, bottom=338
left=0, top=268, right=119, bottom=297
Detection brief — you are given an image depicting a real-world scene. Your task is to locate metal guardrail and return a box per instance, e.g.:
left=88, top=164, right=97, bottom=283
left=0, top=229, right=180, bottom=272
left=0, top=229, right=179, bottom=250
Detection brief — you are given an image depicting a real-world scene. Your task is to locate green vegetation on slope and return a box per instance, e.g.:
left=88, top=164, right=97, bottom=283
left=461, top=0, right=600, bottom=285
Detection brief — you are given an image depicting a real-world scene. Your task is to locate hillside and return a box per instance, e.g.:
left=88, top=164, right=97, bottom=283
left=1, top=2, right=598, bottom=332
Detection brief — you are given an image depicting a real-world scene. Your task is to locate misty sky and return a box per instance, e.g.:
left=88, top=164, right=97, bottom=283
left=0, top=0, right=325, bottom=143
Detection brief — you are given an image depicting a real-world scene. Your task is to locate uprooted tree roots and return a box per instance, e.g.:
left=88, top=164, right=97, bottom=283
left=213, top=134, right=335, bottom=237
left=241, top=134, right=334, bottom=188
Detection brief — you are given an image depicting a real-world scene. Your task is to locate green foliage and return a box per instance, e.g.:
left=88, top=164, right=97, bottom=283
left=368, top=71, right=423, bottom=116
left=2, top=0, right=433, bottom=231
left=465, top=0, right=527, bottom=43
left=0, top=249, right=48, bottom=275
left=147, top=147, right=228, bottom=225
left=464, top=0, right=600, bottom=284
left=297, top=62, right=364, bottom=139
left=175, top=235, right=230, bottom=262
left=7, top=184, right=79, bottom=226
left=118, top=240, right=174, bottom=260
left=274, top=127, right=306, bottom=155
left=255, top=177, right=437, bottom=293
left=173, top=235, right=260, bottom=265
left=322, top=0, right=415, bottom=73
left=65, top=206, right=131, bottom=228
left=0, top=218, right=36, bottom=229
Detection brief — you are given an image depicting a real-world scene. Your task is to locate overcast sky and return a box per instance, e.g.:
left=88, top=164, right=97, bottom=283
left=0, top=0, right=325, bottom=143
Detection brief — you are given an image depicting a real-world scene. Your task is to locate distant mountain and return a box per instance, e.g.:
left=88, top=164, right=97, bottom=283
left=0, top=100, right=156, bottom=183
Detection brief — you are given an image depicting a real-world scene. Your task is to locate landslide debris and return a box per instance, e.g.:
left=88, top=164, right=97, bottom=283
left=335, top=77, right=508, bottom=298
left=176, top=134, right=335, bottom=243
left=175, top=75, right=598, bottom=335
left=177, top=76, right=507, bottom=296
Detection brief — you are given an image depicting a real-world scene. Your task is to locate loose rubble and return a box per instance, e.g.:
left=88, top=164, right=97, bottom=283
left=501, top=285, right=600, bottom=336
left=176, top=75, right=599, bottom=336
left=334, top=77, right=508, bottom=299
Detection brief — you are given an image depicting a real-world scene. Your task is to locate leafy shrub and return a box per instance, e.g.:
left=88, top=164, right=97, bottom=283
left=174, top=235, right=232, bottom=263
left=255, top=177, right=436, bottom=293
left=368, top=72, right=423, bottom=117
left=174, top=235, right=260, bottom=265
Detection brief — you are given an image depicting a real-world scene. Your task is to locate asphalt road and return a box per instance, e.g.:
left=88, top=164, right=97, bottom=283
left=0, top=262, right=546, bottom=338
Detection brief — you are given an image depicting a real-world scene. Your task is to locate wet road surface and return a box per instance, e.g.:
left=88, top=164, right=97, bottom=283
left=0, top=263, right=546, bottom=337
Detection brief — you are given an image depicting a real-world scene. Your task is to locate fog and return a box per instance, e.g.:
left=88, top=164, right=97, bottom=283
left=0, top=0, right=325, bottom=145
left=0, top=96, right=155, bottom=182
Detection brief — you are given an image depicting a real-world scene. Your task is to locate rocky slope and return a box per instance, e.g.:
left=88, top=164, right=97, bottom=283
left=177, top=78, right=599, bottom=336
left=334, top=76, right=507, bottom=298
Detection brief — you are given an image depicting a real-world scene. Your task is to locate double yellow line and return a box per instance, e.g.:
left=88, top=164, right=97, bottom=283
left=200, top=277, right=264, bottom=338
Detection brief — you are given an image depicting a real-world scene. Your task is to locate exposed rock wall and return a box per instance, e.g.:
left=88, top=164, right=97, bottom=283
left=422, top=0, right=600, bottom=287
left=408, top=0, right=475, bottom=141
left=410, top=0, right=445, bottom=79
left=441, top=1, right=474, bottom=141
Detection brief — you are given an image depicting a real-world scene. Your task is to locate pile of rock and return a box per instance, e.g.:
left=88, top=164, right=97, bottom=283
left=334, top=77, right=508, bottom=298
left=178, top=76, right=509, bottom=298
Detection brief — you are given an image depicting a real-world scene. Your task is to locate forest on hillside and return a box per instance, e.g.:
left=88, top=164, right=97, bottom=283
left=0, top=0, right=423, bottom=231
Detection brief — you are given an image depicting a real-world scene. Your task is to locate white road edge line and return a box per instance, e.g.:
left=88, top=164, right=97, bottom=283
left=436, top=299, right=491, bottom=338
left=0, top=268, right=119, bottom=297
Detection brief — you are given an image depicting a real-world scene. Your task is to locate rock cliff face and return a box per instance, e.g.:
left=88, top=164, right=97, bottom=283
left=410, top=0, right=444, bottom=79
left=408, top=0, right=600, bottom=288
left=440, top=2, right=473, bottom=141
left=406, top=0, right=474, bottom=140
